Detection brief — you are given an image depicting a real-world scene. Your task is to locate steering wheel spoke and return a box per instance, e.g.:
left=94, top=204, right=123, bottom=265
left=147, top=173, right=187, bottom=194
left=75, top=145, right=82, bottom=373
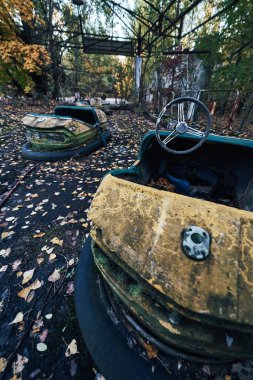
left=178, top=102, right=185, bottom=122
left=163, top=130, right=179, bottom=145
left=186, top=126, right=205, bottom=136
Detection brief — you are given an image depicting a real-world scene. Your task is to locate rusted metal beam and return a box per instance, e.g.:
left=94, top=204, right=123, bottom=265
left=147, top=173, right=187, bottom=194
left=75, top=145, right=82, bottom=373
left=140, top=0, right=178, bottom=42
left=141, top=0, right=204, bottom=54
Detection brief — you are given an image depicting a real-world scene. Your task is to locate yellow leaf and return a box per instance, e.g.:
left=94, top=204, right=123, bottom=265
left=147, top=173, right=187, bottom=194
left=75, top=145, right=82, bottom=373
left=51, top=237, right=63, bottom=246
left=33, top=232, right=45, bottom=238
left=18, top=279, right=42, bottom=301
left=49, top=253, right=56, bottom=261
left=0, top=357, right=7, bottom=373
left=1, top=231, right=14, bottom=240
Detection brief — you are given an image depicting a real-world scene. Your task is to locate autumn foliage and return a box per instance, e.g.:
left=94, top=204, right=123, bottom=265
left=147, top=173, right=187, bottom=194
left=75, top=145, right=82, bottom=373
left=0, top=0, right=50, bottom=92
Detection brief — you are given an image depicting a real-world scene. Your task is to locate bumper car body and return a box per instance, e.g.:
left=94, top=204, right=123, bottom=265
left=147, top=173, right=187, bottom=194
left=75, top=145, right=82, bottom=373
left=87, top=131, right=253, bottom=361
left=22, top=106, right=111, bottom=160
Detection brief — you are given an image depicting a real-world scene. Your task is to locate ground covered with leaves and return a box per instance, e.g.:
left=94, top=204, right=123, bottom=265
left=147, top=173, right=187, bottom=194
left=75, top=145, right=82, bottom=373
left=0, top=98, right=253, bottom=380
left=0, top=99, right=152, bottom=380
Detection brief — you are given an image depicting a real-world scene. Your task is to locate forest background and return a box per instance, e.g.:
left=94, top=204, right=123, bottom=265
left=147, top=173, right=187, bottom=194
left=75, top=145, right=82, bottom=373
left=0, top=0, right=252, bottom=107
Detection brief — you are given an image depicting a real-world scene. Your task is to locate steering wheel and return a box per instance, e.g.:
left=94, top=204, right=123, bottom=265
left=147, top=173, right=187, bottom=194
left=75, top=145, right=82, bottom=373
left=155, top=97, right=211, bottom=155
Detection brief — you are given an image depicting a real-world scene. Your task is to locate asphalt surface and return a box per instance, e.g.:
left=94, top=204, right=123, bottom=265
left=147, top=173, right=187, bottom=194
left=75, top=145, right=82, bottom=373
left=0, top=99, right=253, bottom=380
left=0, top=100, right=151, bottom=380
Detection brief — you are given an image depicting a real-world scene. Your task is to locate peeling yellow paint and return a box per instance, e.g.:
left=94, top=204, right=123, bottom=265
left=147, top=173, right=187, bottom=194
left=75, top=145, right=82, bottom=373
left=158, top=319, right=181, bottom=334
left=89, top=174, right=253, bottom=325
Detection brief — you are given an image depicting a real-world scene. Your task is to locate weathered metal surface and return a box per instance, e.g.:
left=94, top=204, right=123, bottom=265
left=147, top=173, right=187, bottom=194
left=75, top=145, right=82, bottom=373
left=22, top=115, right=91, bottom=135
left=22, top=115, right=71, bottom=128
left=92, top=241, right=253, bottom=359
left=89, top=174, right=253, bottom=326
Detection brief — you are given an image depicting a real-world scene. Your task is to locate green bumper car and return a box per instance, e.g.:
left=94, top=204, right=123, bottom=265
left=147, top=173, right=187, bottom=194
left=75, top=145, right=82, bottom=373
left=22, top=105, right=111, bottom=161
left=75, top=97, right=253, bottom=380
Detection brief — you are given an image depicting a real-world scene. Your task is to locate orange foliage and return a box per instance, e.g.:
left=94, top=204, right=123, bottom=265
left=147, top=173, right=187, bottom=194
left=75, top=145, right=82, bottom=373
left=0, top=0, right=50, bottom=89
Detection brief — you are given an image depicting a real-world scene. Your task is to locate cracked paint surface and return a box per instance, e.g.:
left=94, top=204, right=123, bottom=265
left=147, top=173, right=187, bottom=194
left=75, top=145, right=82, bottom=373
left=89, top=174, right=253, bottom=326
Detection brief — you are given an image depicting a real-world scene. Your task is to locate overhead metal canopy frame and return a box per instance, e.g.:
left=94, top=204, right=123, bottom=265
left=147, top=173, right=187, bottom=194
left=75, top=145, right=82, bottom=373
left=83, top=36, right=135, bottom=56
left=71, top=0, right=239, bottom=57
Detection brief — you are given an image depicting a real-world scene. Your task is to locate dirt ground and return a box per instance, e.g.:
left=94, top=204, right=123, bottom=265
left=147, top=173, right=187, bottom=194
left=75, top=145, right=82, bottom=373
left=0, top=98, right=253, bottom=380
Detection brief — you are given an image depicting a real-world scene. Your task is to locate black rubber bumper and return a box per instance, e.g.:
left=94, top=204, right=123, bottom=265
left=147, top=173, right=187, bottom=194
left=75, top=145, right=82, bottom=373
left=75, top=237, right=175, bottom=380
left=21, top=130, right=111, bottom=161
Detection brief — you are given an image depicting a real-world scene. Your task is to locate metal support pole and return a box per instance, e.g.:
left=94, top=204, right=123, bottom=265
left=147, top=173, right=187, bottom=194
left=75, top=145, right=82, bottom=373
left=135, top=56, right=142, bottom=103
left=135, top=27, right=143, bottom=104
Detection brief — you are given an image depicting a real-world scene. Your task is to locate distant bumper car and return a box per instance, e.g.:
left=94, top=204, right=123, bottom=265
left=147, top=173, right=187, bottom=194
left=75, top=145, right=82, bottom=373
left=21, top=106, right=111, bottom=161
left=75, top=97, right=253, bottom=379
left=76, top=98, right=113, bottom=115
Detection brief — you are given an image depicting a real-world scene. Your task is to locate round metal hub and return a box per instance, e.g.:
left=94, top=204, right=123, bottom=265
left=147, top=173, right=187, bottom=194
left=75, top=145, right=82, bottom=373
left=176, top=121, right=188, bottom=134
left=182, top=226, right=210, bottom=261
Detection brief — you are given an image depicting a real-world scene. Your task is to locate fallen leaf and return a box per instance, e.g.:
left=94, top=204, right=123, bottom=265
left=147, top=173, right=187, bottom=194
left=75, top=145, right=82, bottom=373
left=1, top=231, right=14, bottom=240
left=12, top=259, right=21, bottom=271
left=68, top=219, right=77, bottom=224
left=66, top=281, right=74, bottom=295
left=36, top=343, right=47, bottom=352
left=142, top=341, right=158, bottom=359
left=39, top=329, right=48, bottom=342
left=48, top=269, right=61, bottom=282
left=51, top=237, right=63, bottom=246
left=37, top=258, right=44, bottom=265
left=33, top=232, right=45, bottom=238
left=68, top=259, right=75, bottom=266
left=9, top=312, right=24, bottom=325
left=26, top=290, right=35, bottom=303
left=49, top=253, right=56, bottom=261
left=0, top=357, right=7, bottom=373
left=22, top=268, right=35, bottom=285
left=65, top=339, right=78, bottom=357
left=12, top=354, right=28, bottom=374
left=6, top=217, right=15, bottom=222
left=0, top=265, right=8, bottom=273
left=18, top=279, right=43, bottom=301
left=0, top=248, right=11, bottom=257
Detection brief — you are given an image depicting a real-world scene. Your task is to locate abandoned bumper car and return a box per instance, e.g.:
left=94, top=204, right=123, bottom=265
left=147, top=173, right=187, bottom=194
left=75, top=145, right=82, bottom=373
left=21, top=105, right=111, bottom=161
left=75, top=97, right=253, bottom=380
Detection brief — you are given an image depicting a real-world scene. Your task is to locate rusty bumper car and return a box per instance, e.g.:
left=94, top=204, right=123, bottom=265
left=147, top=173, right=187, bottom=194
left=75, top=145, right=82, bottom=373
left=75, top=97, right=253, bottom=379
left=21, top=105, right=111, bottom=161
